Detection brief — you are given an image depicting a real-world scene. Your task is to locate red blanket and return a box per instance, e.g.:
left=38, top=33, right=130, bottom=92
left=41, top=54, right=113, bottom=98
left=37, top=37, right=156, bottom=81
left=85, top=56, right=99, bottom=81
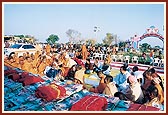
left=127, top=104, right=160, bottom=111
left=35, top=83, right=66, bottom=102
left=18, top=74, right=44, bottom=86
left=70, top=95, right=107, bottom=111
left=4, top=69, right=18, bottom=76
left=8, top=73, right=20, bottom=81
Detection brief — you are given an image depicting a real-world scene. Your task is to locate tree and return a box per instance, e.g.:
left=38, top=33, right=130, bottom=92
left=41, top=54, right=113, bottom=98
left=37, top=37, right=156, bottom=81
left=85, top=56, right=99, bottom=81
left=66, top=29, right=81, bottom=43
left=153, top=45, right=161, bottom=49
left=102, top=33, right=116, bottom=46
left=46, top=34, right=59, bottom=45
left=118, top=41, right=126, bottom=48
left=14, top=35, right=24, bottom=39
left=139, top=43, right=151, bottom=53
left=86, top=39, right=96, bottom=46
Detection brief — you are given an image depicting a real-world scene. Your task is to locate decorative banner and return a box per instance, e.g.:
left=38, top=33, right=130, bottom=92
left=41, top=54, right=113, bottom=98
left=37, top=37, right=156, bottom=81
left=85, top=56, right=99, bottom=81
left=139, top=26, right=164, bottom=42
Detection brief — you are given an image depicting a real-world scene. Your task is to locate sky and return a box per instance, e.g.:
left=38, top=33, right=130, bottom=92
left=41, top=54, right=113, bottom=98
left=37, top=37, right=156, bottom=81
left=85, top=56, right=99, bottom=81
left=3, top=2, right=165, bottom=48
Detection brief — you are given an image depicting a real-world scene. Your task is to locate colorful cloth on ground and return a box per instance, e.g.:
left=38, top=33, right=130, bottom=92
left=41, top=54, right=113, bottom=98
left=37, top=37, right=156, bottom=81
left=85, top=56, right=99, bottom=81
left=70, top=95, right=107, bottom=111
left=4, top=69, right=18, bottom=76
left=127, top=103, right=160, bottom=111
left=35, top=83, right=66, bottom=102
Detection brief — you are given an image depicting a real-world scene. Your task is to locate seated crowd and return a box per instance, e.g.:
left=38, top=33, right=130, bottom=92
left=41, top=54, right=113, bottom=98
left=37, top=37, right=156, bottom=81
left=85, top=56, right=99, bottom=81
left=4, top=44, right=164, bottom=110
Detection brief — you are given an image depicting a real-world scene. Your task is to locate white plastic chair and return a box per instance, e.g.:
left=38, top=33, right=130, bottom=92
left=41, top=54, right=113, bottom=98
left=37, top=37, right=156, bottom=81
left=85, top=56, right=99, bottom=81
left=153, top=58, right=160, bottom=66
left=93, top=53, right=100, bottom=60
left=124, top=55, right=130, bottom=64
left=99, top=53, right=104, bottom=60
left=111, top=55, right=117, bottom=62
left=159, top=59, right=164, bottom=67
left=132, top=56, right=139, bottom=64
left=117, top=55, right=123, bottom=62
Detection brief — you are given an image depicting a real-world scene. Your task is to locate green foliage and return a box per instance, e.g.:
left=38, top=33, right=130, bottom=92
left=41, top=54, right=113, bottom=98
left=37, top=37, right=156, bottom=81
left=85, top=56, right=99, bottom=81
left=14, top=35, right=24, bottom=39
left=86, top=39, right=96, bottom=45
left=102, top=33, right=116, bottom=46
left=138, top=56, right=150, bottom=65
left=139, top=43, right=151, bottom=53
left=118, top=41, right=126, bottom=48
left=46, top=34, right=59, bottom=45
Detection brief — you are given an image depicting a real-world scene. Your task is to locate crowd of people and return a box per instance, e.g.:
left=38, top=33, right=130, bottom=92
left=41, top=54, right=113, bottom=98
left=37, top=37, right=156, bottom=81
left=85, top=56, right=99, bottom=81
left=4, top=43, right=164, bottom=110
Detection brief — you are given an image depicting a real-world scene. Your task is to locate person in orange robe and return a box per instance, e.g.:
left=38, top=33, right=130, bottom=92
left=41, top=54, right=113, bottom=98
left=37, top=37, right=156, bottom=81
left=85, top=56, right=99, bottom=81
left=18, top=56, right=25, bottom=69
left=34, top=51, right=41, bottom=59
left=106, top=53, right=112, bottom=64
left=22, top=53, right=27, bottom=60
left=22, top=56, right=37, bottom=74
left=4, top=56, right=15, bottom=68
left=82, top=43, right=87, bottom=61
left=45, top=44, right=51, bottom=54
left=37, top=56, right=48, bottom=76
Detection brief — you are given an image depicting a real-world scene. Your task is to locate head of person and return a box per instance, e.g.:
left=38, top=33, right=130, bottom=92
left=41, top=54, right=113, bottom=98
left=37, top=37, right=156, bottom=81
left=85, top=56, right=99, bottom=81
left=9, top=52, right=15, bottom=58
left=120, top=66, right=127, bottom=74
left=97, top=71, right=106, bottom=78
left=132, top=66, right=138, bottom=72
left=86, top=58, right=90, bottom=63
left=114, top=92, right=128, bottom=101
left=104, top=75, right=113, bottom=84
left=8, top=56, right=14, bottom=63
left=95, top=57, right=99, bottom=62
left=42, top=56, right=47, bottom=63
left=26, top=56, right=32, bottom=63
left=76, top=65, right=82, bottom=71
left=144, top=70, right=153, bottom=81
left=71, top=65, right=77, bottom=71
left=19, top=56, right=24, bottom=64
left=146, top=85, right=158, bottom=101
left=148, top=67, right=155, bottom=74
left=104, top=58, right=108, bottom=64
left=123, top=63, right=128, bottom=68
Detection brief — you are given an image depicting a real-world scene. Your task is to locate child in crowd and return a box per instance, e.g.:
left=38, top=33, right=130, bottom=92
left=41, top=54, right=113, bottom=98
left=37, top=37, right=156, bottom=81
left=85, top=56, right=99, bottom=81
left=74, top=65, right=85, bottom=84
left=84, top=58, right=93, bottom=74
left=114, top=66, right=131, bottom=92
left=144, top=85, right=163, bottom=110
left=65, top=65, right=77, bottom=81
left=103, top=75, right=118, bottom=97
left=83, top=71, right=106, bottom=94
left=93, top=57, right=102, bottom=73
left=142, top=68, right=164, bottom=103
left=132, top=66, right=144, bottom=86
left=101, top=58, right=111, bottom=75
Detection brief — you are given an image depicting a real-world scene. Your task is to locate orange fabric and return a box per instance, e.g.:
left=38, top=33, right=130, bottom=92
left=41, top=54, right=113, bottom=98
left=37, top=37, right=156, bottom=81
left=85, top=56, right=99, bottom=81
left=155, top=84, right=164, bottom=104
left=82, top=44, right=87, bottom=60
left=38, top=62, right=47, bottom=76
left=61, top=67, right=70, bottom=77
left=22, top=60, right=37, bottom=74
left=150, top=51, right=154, bottom=57
left=34, top=51, right=40, bottom=59
left=32, top=58, right=39, bottom=68
left=46, top=44, right=51, bottom=53
left=106, top=55, right=112, bottom=63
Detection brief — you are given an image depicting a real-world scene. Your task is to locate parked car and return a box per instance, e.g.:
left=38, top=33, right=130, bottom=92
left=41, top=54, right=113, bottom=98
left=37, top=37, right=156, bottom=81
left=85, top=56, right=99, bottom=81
left=4, top=43, right=37, bottom=56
